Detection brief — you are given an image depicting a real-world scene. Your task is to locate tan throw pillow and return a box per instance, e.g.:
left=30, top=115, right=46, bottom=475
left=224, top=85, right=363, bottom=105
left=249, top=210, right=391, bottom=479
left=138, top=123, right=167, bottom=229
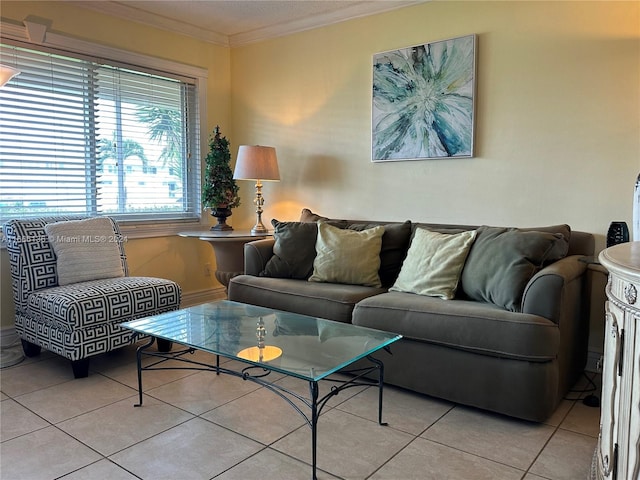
left=45, top=217, right=125, bottom=286
left=309, top=222, right=385, bottom=287
left=390, top=228, right=477, bottom=300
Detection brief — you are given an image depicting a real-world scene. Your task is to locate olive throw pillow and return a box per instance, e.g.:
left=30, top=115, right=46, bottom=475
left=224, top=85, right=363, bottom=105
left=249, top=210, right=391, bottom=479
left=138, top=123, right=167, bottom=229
left=390, top=228, right=477, bottom=299
left=309, top=222, right=385, bottom=287
left=261, top=220, right=318, bottom=279
left=460, top=225, right=570, bottom=312
left=44, top=217, right=125, bottom=286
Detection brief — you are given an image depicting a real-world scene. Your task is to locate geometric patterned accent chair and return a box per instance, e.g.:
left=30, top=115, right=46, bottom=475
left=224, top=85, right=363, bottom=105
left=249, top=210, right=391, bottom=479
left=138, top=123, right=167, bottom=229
left=3, top=216, right=182, bottom=378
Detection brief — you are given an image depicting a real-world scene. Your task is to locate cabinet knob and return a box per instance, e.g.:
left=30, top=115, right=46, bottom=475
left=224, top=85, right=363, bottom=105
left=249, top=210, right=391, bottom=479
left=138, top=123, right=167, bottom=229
left=624, top=283, right=637, bottom=304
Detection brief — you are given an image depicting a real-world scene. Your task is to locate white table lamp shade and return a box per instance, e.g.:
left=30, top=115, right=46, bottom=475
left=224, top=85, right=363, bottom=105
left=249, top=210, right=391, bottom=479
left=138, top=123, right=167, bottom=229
left=234, top=145, right=280, bottom=181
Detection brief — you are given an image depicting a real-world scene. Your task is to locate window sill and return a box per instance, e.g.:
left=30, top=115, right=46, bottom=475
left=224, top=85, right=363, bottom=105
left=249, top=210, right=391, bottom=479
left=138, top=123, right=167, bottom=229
left=118, top=219, right=209, bottom=240
left=0, top=218, right=210, bottom=249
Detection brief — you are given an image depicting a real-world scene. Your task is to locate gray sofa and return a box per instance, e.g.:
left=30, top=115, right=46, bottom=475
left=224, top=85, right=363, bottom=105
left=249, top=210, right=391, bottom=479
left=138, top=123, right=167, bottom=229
left=228, top=209, right=595, bottom=421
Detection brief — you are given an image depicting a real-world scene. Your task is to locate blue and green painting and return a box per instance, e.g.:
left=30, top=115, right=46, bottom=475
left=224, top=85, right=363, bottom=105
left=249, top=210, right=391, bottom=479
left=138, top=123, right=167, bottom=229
left=372, top=35, right=475, bottom=161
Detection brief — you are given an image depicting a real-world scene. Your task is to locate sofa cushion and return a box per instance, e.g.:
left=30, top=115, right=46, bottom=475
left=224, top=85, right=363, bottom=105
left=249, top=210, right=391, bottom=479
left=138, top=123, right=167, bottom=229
left=519, top=224, right=571, bottom=260
left=390, top=228, right=476, bottom=299
left=309, top=222, right=385, bottom=287
left=460, top=226, right=570, bottom=312
left=348, top=220, right=412, bottom=288
left=261, top=220, right=318, bottom=279
left=228, top=274, right=386, bottom=323
left=300, top=208, right=348, bottom=228
left=26, top=276, right=182, bottom=330
left=353, top=291, right=559, bottom=362
left=44, top=217, right=125, bottom=286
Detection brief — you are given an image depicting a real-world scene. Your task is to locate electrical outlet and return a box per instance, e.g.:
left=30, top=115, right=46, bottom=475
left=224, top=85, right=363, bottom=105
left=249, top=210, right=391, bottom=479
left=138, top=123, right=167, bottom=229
left=204, top=263, right=212, bottom=277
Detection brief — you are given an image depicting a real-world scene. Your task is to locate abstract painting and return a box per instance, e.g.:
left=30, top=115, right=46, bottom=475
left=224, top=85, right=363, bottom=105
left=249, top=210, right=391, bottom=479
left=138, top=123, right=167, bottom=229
left=372, top=34, right=476, bottom=162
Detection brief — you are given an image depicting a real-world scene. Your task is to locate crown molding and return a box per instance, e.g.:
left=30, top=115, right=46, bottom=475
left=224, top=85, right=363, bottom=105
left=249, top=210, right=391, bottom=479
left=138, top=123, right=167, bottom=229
left=72, top=1, right=426, bottom=48
left=229, top=1, right=424, bottom=47
left=74, top=1, right=230, bottom=46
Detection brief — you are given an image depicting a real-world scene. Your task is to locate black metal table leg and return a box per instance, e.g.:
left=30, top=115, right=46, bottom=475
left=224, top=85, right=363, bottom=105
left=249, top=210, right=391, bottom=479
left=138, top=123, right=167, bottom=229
left=134, top=336, right=156, bottom=407
left=310, top=380, right=319, bottom=480
left=366, top=354, right=388, bottom=426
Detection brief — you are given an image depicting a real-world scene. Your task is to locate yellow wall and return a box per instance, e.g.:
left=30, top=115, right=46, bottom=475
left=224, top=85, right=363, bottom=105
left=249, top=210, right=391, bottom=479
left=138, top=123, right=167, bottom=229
left=1, top=1, right=639, bottom=356
left=231, top=1, right=639, bottom=245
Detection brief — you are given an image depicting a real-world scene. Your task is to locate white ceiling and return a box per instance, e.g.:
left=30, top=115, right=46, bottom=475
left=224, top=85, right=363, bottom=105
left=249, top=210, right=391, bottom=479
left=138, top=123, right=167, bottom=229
left=74, top=0, right=426, bottom=47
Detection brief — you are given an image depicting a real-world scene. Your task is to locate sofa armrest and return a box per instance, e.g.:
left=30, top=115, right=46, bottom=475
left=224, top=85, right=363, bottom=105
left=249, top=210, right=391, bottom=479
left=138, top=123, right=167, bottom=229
left=244, top=238, right=276, bottom=276
left=521, top=255, right=587, bottom=324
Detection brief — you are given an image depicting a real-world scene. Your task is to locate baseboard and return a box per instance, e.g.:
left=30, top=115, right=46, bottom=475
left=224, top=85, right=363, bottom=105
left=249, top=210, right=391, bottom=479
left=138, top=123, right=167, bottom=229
left=585, top=349, right=603, bottom=373
left=181, top=286, right=227, bottom=307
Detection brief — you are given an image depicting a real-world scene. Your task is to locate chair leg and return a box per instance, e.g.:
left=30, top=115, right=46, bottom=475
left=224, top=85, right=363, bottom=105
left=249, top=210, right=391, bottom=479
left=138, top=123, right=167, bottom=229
left=21, top=340, right=41, bottom=357
left=71, top=358, right=90, bottom=378
left=156, top=338, right=173, bottom=352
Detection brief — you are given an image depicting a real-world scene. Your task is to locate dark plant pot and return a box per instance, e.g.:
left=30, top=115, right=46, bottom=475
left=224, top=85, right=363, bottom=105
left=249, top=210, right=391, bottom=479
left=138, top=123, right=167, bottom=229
left=210, top=206, right=233, bottom=231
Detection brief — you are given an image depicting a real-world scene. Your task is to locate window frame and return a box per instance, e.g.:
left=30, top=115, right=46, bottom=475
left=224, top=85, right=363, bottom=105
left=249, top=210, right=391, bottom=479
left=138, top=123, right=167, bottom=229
left=0, top=20, right=209, bottom=239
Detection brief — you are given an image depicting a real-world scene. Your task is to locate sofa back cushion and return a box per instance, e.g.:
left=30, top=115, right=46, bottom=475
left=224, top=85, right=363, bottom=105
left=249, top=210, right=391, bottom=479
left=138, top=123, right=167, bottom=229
left=460, top=225, right=570, bottom=312
left=300, top=208, right=348, bottom=228
left=294, top=210, right=580, bottom=307
left=347, top=221, right=412, bottom=287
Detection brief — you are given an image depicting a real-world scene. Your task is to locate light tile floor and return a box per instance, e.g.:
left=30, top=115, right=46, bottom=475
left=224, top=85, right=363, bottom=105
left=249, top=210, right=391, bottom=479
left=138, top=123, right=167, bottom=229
left=1, top=344, right=600, bottom=479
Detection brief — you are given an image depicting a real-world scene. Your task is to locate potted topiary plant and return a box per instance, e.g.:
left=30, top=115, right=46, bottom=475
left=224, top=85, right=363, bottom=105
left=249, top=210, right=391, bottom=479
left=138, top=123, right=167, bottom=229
left=201, top=126, right=241, bottom=230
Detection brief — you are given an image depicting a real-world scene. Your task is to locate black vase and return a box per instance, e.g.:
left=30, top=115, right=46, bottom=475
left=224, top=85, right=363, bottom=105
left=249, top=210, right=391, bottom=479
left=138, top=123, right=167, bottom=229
left=606, top=221, right=629, bottom=247
left=210, top=206, right=233, bottom=231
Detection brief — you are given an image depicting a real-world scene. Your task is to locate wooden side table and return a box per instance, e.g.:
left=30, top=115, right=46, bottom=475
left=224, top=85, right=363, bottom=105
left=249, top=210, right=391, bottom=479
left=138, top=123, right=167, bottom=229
left=179, top=230, right=271, bottom=288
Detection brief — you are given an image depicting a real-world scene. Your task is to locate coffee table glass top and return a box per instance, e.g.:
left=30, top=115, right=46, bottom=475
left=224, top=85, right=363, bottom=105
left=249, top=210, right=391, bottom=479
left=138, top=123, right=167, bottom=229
left=121, top=300, right=402, bottom=382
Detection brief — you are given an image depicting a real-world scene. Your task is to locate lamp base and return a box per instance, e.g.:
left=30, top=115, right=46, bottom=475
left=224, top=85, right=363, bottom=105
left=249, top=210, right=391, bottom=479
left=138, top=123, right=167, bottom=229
left=250, top=202, right=268, bottom=235
left=250, top=223, right=268, bottom=235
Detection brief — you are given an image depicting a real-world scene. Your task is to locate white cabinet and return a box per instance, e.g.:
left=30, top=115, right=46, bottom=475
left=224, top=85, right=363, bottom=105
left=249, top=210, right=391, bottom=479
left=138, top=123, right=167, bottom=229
left=594, top=242, right=640, bottom=480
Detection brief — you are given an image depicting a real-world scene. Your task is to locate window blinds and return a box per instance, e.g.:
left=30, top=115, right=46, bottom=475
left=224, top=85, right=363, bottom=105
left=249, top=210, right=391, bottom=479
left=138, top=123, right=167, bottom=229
left=0, top=42, right=200, bottom=222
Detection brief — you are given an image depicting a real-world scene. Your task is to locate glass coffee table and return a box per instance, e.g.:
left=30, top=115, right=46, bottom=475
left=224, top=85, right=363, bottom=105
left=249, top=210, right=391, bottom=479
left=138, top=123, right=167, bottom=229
left=121, top=300, right=402, bottom=480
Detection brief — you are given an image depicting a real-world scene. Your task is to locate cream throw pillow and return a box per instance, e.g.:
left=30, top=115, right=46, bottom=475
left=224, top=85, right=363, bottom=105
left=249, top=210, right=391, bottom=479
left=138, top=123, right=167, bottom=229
left=390, top=228, right=476, bottom=299
left=309, top=222, right=385, bottom=287
left=45, top=217, right=125, bottom=286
